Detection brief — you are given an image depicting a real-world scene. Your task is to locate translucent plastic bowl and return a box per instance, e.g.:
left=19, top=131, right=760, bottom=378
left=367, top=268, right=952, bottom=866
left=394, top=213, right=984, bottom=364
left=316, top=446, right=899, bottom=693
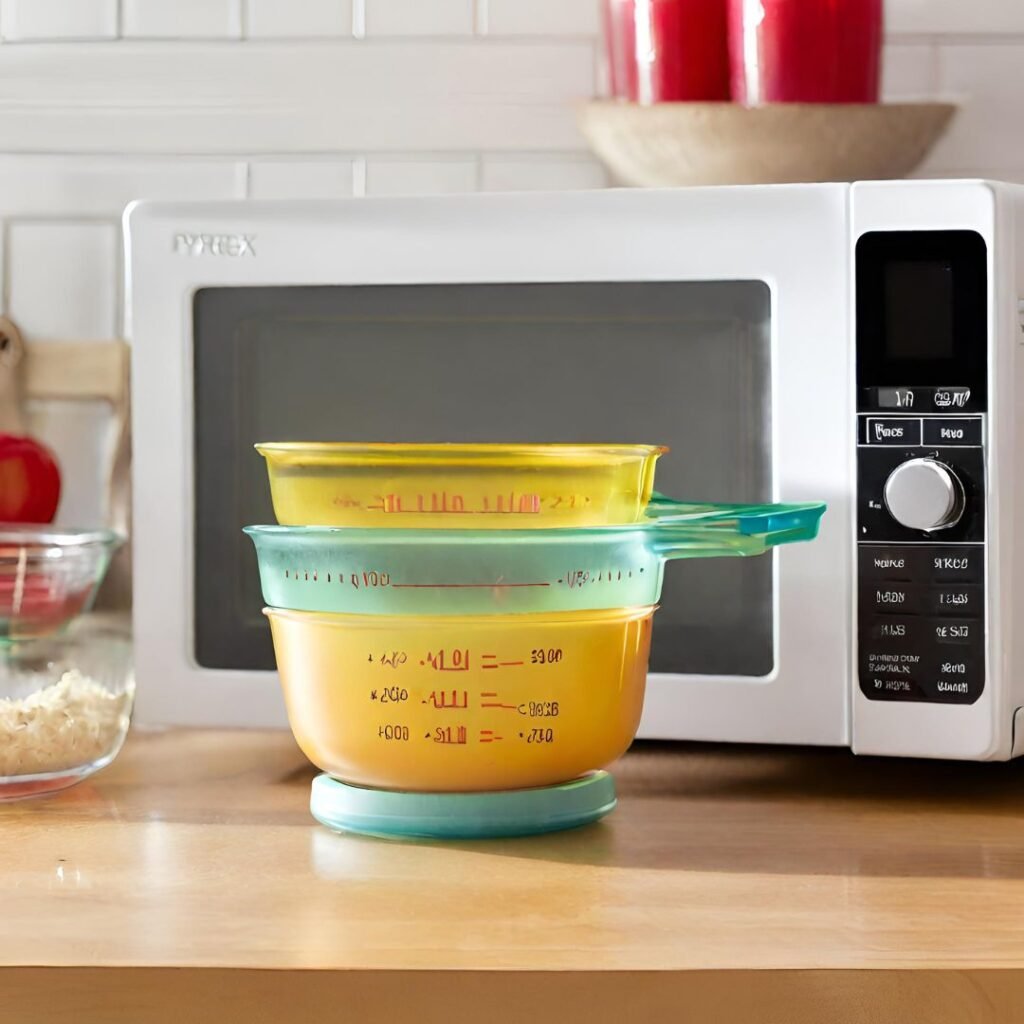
left=256, top=442, right=666, bottom=528
left=0, top=617, right=134, bottom=800
left=265, top=606, right=653, bottom=793
left=246, top=500, right=826, bottom=616
left=0, top=528, right=123, bottom=643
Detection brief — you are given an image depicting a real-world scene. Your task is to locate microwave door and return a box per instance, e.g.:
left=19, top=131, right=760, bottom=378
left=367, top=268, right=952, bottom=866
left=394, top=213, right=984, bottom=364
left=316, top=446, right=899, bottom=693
left=128, top=186, right=852, bottom=743
left=193, top=280, right=773, bottom=681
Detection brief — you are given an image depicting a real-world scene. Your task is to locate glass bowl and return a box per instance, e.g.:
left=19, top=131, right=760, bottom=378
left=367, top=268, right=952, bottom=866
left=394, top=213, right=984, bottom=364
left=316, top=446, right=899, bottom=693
left=0, top=616, right=134, bottom=800
left=0, top=527, right=123, bottom=643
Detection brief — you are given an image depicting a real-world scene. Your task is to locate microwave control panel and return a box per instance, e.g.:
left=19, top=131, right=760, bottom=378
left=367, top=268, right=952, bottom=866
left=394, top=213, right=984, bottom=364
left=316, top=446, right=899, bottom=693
left=854, top=230, right=987, bottom=705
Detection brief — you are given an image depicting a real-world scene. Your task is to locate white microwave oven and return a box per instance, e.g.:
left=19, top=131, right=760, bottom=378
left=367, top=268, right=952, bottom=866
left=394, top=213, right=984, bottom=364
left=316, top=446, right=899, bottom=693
left=125, top=179, right=1024, bottom=761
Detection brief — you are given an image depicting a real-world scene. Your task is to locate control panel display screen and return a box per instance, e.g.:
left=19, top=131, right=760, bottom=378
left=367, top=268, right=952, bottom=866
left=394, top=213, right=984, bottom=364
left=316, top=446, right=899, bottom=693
left=856, top=230, right=987, bottom=411
left=883, top=260, right=954, bottom=360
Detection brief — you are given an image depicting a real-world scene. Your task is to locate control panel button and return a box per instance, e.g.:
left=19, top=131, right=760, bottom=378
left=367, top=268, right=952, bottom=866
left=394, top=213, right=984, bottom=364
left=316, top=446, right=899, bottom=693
left=858, top=444, right=984, bottom=544
left=930, top=654, right=975, bottom=678
left=883, top=458, right=964, bottom=532
left=923, top=418, right=982, bottom=446
left=865, top=417, right=922, bottom=445
left=931, top=387, right=973, bottom=411
left=858, top=546, right=922, bottom=581
left=861, top=646, right=926, bottom=676
left=861, top=675, right=930, bottom=701
left=865, top=584, right=921, bottom=614
left=867, top=617, right=919, bottom=642
left=930, top=618, right=977, bottom=645
left=928, top=584, right=983, bottom=617
left=928, top=546, right=983, bottom=583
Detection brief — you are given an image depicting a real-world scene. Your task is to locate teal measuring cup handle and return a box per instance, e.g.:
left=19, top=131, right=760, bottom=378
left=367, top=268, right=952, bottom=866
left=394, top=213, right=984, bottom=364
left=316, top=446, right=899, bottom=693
left=646, top=495, right=826, bottom=558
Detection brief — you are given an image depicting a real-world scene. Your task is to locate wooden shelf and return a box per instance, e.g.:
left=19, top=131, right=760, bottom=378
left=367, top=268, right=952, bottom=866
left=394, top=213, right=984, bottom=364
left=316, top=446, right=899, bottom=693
left=4, top=729, right=1024, bottom=1022
left=24, top=339, right=127, bottom=402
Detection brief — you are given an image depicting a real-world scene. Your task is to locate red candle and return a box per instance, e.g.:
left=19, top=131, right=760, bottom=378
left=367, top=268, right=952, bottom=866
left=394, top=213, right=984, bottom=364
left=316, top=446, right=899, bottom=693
left=604, top=0, right=731, bottom=103
left=728, top=0, right=883, bottom=104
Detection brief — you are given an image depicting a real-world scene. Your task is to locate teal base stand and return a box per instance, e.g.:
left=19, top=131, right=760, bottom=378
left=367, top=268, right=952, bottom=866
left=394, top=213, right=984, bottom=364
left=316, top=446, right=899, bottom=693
left=310, top=771, right=616, bottom=839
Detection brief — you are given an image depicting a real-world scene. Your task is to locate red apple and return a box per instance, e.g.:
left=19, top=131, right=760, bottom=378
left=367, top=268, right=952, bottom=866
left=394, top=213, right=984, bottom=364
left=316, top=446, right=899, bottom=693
left=0, top=433, right=61, bottom=523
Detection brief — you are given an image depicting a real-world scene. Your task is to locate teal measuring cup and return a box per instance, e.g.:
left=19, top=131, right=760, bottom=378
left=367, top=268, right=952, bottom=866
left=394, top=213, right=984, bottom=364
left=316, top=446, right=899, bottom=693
left=246, top=499, right=825, bottom=616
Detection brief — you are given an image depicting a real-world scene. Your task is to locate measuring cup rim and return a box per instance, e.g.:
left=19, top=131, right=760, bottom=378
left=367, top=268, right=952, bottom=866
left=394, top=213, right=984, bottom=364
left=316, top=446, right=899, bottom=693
left=254, top=442, right=669, bottom=462
left=245, top=523, right=654, bottom=543
left=262, top=605, right=658, bottom=627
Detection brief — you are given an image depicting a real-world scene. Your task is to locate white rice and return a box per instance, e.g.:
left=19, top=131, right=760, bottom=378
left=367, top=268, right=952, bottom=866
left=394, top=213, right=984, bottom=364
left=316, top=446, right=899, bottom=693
left=0, top=670, right=133, bottom=777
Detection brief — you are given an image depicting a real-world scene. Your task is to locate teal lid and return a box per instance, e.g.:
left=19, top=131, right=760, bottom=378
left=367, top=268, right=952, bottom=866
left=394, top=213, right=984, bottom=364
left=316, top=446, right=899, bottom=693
left=310, top=772, right=616, bottom=839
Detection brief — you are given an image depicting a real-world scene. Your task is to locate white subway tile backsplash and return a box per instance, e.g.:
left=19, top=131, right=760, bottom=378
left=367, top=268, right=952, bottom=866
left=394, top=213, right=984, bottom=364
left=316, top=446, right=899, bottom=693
left=248, top=160, right=355, bottom=198
left=485, top=0, right=599, bottom=37
left=364, top=157, right=477, bottom=195
left=0, top=43, right=595, bottom=153
left=481, top=154, right=606, bottom=191
left=887, top=0, right=1024, bottom=36
left=9, top=223, right=118, bottom=341
left=0, top=158, right=245, bottom=217
left=882, top=42, right=935, bottom=100
left=364, top=0, right=474, bottom=36
left=1, top=0, right=117, bottom=41
left=246, top=0, right=352, bottom=38
left=123, top=0, right=242, bottom=38
left=922, top=44, right=1024, bottom=172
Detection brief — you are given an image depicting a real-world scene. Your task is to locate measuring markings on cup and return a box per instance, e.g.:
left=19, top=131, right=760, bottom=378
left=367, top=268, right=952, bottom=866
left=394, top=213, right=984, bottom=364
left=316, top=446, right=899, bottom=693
left=368, top=647, right=565, bottom=672
left=424, top=690, right=468, bottom=710
left=360, top=491, right=595, bottom=515
left=366, top=492, right=546, bottom=515
left=281, top=565, right=643, bottom=592
left=366, top=646, right=567, bottom=749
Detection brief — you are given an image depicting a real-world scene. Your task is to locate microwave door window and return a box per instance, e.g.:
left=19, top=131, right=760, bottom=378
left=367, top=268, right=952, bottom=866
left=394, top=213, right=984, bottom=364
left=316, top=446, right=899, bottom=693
left=193, top=281, right=773, bottom=677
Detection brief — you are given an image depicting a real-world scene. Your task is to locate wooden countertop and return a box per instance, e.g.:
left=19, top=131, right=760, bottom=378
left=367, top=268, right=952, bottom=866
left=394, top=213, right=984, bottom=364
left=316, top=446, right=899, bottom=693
left=5, top=730, right=1024, bottom=1023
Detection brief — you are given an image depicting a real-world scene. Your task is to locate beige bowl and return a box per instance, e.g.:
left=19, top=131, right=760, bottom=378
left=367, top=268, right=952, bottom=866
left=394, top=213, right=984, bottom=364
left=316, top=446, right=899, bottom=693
left=578, top=101, right=957, bottom=187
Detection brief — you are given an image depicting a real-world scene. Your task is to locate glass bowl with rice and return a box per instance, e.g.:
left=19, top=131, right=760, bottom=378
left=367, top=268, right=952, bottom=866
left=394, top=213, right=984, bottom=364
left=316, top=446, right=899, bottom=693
left=0, top=528, right=133, bottom=800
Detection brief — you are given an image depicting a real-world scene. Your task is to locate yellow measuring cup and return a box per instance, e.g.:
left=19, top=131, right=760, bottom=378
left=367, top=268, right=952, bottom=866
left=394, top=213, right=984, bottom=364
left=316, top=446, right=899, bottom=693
left=265, top=605, right=653, bottom=793
left=256, top=442, right=666, bottom=528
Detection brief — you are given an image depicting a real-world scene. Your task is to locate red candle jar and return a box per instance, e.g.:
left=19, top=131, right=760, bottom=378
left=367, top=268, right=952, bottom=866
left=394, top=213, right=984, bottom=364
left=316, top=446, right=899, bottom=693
left=604, top=0, right=730, bottom=103
left=728, top=0, right=883, bottom=104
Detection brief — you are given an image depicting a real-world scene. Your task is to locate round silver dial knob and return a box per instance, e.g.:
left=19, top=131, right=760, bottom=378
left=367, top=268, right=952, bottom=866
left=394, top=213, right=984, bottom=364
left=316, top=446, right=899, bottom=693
left=883, top=458, right=965, bottom=532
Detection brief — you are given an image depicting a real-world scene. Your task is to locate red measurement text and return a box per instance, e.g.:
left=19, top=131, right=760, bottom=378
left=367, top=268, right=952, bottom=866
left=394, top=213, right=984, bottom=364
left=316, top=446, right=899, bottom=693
left=285, top=569, right=390, bottom=589
left=370, top=686, right=408, bottom=704
left=432, top=726, right=467, bottom=745
left=425, top=690, right=468, bottom=710
left=530, top=648, right=563, bottom=665
left=424, top=649, right=470, bottom=672
left=525, top=728, right=555, bottom=744
left=368, top=651, right=407, bottom=669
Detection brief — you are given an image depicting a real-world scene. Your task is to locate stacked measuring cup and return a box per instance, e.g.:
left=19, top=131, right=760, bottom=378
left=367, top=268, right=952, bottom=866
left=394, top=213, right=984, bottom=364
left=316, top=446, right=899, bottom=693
left=247, top=443, right=825, bottom=838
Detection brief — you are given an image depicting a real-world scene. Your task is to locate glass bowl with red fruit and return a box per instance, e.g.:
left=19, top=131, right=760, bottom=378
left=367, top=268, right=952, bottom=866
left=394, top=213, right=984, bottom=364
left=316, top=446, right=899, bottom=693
left=0, top=527, right=122, bottom=643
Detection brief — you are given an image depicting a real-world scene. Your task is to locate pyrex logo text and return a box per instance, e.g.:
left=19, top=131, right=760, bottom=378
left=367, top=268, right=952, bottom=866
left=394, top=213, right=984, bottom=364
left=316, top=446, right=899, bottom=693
left=173, top=233, right=256, bottom=257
